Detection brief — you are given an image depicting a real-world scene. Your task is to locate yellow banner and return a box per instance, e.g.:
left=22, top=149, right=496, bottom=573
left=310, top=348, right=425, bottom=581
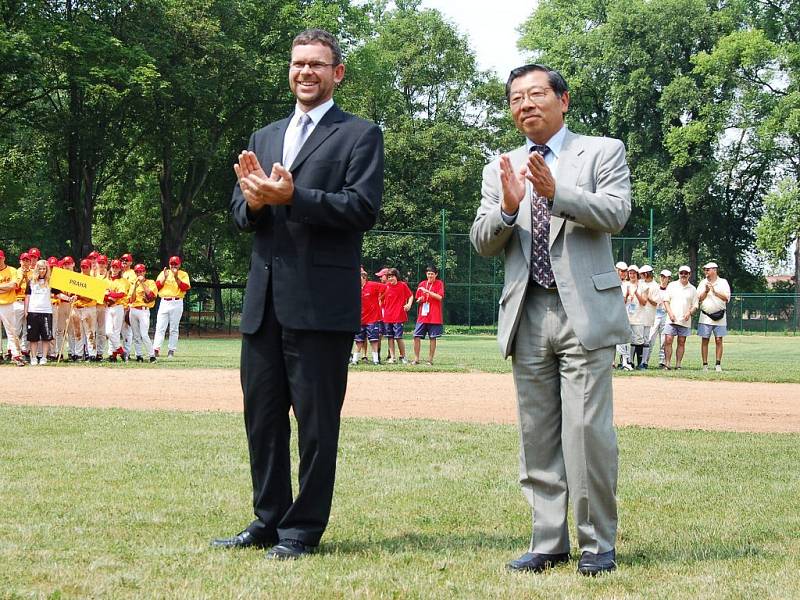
left=50, top=267, right=107, bottom=303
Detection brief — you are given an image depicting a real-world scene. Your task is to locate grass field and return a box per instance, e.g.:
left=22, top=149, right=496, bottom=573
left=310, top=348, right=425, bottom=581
left=26, top=333, right=798, bottom=383
left=1, top=406, right=798, bottom=598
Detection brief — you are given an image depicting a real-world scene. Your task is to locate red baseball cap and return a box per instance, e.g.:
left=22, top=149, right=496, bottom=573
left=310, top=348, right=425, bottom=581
left=121, top=253, right=133, bottom=262
left=47, top=256, right=58, bottom=267
left=110, top=259, right=122, bottom=269
left=20, top=252, right=31, bottom=261
left=0, top=250, right=5, bottom=260
left=133, top=263, right=146, bottom=274
left=28, top=247, right=41, bottom=258
left=97, top=254, right=108, bottom=264
left=375, top=268, right=390, bottom=277
left=88, top=251, right=99, bottom=260
left=80, top=259, right=91, bottom=269
left=57, top=259, right=65, bottom=268
left=62, top=256, right=75, bottom=265
left=169, top=256, right=181, bottom=266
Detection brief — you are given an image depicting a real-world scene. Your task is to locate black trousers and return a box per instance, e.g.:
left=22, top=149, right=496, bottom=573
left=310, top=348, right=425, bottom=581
left=240, top=286, right=352, bottom=546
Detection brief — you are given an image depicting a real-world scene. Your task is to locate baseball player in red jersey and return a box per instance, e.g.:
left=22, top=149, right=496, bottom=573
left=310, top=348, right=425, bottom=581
left=120, top=253, right=136, bottom=355
left=412, top=265, right=445, bottom=365
left=153, top=256, right=190, bottom=358
left=94, top=255, right=109, bottom=360
left=104, top=259, right=131, bottom=362
left=352, top=268, right=386, bottom=365
left=381, top=268, right=413, bottom=364
left=128, top=263, right=158, bottom=362
left=0, top=250, right=25, bottom=366
left=73, top=259, right=99, bottom=361
left=14, top=252, right=33, bottom=360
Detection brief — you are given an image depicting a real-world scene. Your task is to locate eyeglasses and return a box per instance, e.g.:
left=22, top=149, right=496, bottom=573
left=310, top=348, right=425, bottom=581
left=509, top=86, right=554, bottom=107
left=290, top=61, right=336, bottom=72
left=679, top=271, right=690, bottom=275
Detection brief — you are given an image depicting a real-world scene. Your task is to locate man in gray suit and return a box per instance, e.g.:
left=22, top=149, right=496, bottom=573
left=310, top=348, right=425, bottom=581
left=471, top=64, right=631, bottom=575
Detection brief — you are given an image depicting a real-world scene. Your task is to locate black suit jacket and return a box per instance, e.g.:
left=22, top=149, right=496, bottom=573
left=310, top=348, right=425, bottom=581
left=231, top=104, right=384, bottom=335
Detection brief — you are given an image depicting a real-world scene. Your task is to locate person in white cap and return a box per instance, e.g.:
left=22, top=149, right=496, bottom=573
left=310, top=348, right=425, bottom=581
left=662, top=265, right=697, bottom=370
left=625, top=265, right=650, bottom=368
left=697, top=262, right=730, bottom=372
left=636, top=265, right=658, bottom=369
left=644, top=269, right=671, bottom=369
left=614, top=261, right=632, bottom=369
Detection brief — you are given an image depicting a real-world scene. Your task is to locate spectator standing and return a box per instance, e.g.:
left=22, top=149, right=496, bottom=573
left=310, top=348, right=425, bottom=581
left=662, top=266, right=697, bottom=370
left=642, top=268, right=670, bottom=369
left=635, top=265, right=657, bottom=369
left=412, top=265, right=445, bottom=365
left=697, top=262, right=730, bottom=372
left=24, top=260, right=54, bottom=365
left=625, top=265, right=650, bottom=369
left=614, top=261, right=631, bottom=369
left=382, top=268, right=413, bottom=364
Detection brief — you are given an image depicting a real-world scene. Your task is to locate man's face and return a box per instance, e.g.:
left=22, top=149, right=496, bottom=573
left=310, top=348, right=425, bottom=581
left=387, top=275, right=397, bottom=285
left=289, top=43, right=345, bottom=111
left=660, top=275, right=670, bottom=286
left=644, top=272, right=653, bottom=281
left=704, top=267, right=717, bottom=280
left=679, top=270, right=690, bottom=283
left=426, top=270, right=436, bottom=282
left=508, top=70, right=569, bottom=144
left=21, top=259, right=31, bottom=270
left=628, top=270, right=638, bottom=282
left=617, top=269, right=627, bottom=280
left=122, top=260, right=131, bottom=270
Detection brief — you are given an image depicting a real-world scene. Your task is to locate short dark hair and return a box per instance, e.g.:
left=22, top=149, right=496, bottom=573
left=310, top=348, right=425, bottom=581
left=292, top=29, right=342, bottom=65
left=505, top=64, right=569, bottom=102
left=388, top=268, right=400, bottom=278
left=425, top=265, right=438, bottom=274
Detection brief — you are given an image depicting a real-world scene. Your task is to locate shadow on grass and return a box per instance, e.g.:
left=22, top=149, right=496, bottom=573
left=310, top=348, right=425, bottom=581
left=321, top=532, right=766, bottom=567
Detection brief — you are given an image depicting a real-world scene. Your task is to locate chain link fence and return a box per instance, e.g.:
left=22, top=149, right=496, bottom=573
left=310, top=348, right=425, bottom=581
left=175, top=219, right=798, bottom=335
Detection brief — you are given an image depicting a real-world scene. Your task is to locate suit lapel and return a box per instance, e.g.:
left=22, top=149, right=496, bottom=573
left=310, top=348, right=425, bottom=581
left=549, top=130, right=584, bottom=248
left=508, top=146, right=533, bottom=267
left=267, top=116, right=291, bottom=167
left=289, top=104, right=345, bottom=172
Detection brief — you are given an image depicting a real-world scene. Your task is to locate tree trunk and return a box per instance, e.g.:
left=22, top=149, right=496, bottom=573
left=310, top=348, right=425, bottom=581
left=795, top=234, right=799, bottom=333
left=207, top=242, right=225, bottom=327
left=688, top=241, right=699, bottom=284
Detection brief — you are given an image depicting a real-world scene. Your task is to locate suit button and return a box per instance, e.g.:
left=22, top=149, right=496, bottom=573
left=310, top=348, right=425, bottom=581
left=264, top=264, right=270, bottom=270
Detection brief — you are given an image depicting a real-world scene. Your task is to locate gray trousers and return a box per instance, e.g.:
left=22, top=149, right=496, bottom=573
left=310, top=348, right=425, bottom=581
left=511, top=285, right=618, bottom=554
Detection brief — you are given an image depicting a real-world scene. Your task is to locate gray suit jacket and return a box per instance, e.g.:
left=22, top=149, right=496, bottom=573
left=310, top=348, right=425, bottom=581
left=470, top=129, right=632, bottom=357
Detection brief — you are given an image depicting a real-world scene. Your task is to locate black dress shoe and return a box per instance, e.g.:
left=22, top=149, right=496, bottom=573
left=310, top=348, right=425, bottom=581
left=265, top=539, right=317, bottom=560
left=506, top=552, right=570, bottom=572
left=577, top=549, right=616, bottom=576
left=210, top=530, right=274, bottom=549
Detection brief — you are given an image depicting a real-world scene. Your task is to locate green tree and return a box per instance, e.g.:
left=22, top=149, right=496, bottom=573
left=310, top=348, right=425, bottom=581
left=518, top=0, right=773, bottom=288
left=757, top=178, right=800, bottom=296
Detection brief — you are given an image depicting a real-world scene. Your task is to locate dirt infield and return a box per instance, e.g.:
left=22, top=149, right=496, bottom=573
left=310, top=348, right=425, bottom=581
left=1, top=368, right=799, bottom=433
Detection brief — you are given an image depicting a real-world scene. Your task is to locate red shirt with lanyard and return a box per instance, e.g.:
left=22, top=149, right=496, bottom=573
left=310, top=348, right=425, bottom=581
left=415, top=278, right=444, bottom=324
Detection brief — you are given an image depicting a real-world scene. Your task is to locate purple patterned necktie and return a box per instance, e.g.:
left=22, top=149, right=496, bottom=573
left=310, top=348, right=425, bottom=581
left=529, top=144, right=555, bottom=288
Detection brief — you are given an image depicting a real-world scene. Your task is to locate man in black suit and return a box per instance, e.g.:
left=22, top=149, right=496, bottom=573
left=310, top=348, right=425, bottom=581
left=214, top=28, right=384, bottom=560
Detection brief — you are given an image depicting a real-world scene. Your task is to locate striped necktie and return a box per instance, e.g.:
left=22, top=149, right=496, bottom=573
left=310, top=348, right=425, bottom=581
left=283, top=113, right=312, bottom=170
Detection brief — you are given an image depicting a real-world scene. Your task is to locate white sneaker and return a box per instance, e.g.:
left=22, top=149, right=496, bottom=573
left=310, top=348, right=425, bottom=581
left=400, top=357, right=408, bottom=365
left=715, top=365, right=722, bottom=372
left=31, top=356, right=39, bottom=366
left=386, top=357, right=395, bottom=364
left=39, top=356, right=47, bottom=365
left=703, top=365, right=709, bottom=372
left=622, top=363, right=634, bottom=371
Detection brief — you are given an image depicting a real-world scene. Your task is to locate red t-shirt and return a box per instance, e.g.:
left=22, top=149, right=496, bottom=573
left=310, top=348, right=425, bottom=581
left=415, top=279, right=445, bottom=324
left=361, top=281, right=385, bottom=325
left=382, top=281, right=412, bottom=323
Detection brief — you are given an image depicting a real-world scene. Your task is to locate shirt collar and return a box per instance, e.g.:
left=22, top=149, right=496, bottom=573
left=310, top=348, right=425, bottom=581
left=293, top=98, right=334, bottom=126
left=525, top=125, right=567, bottom=159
